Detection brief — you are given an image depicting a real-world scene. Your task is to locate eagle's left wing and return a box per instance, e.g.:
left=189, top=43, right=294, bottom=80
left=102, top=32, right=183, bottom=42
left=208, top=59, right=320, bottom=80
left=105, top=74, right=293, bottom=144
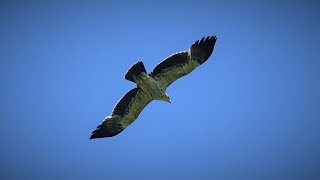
left=150, top=36, right=217, bottom=89
left=90, top=87, right=153, bottom=139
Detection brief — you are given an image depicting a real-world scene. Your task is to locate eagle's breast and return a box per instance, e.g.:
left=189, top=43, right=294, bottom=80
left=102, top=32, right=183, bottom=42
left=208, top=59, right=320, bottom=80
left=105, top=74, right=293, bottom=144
left=135, top=72, right=166, bottom=100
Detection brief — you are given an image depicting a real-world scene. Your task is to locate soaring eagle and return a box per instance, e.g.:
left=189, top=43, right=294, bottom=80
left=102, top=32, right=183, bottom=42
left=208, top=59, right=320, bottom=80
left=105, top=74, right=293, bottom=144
left=90, top=36, right=217, bottom=139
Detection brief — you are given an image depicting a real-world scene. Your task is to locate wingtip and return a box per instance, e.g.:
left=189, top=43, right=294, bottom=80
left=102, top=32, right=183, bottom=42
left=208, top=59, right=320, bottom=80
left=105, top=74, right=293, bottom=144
left=189, top=35, right=217, bottom=64
left=89, top=131, right=106, bottom=140
left=206, top=35, right=217, bottom=43
left=192, top=35, right=217, bottom=47
left=89, top=135, right=100, bottom=140
left=89, top=130, right=98, bottom=140
left=89, top=121, right=123, bottom=140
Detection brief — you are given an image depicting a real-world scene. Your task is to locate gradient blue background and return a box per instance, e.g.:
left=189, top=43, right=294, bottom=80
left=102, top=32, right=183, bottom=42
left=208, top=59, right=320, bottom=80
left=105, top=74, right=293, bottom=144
left=1, top=0, right=319, bottom=179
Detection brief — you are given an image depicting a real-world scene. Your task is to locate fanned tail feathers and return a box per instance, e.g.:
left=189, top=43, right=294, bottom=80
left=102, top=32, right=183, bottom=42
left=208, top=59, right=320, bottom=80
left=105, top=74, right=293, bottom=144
left=125, top=61, right=147, bottom=83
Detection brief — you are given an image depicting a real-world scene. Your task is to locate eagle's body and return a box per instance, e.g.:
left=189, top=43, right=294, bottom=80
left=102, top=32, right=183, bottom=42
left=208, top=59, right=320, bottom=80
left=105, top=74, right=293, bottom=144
left=133, top=72, right=168, bottom=102
left=90, top=36, right=217, bottom=139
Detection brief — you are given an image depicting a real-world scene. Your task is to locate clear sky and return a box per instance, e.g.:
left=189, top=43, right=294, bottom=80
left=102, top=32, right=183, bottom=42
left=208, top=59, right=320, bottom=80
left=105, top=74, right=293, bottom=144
left=1, top=0, right=319, bottom=179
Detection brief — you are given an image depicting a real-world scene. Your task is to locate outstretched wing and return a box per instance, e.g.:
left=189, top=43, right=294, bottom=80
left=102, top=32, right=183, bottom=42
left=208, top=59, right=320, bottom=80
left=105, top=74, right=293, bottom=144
left=90, top=88, right=153, bottom=139
left=150, top=36, right=217, bottom=88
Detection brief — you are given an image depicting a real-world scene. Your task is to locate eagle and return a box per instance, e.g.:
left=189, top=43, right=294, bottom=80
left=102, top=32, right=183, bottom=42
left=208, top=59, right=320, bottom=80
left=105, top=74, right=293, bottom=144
left=90, top=36, right=217, bottom=139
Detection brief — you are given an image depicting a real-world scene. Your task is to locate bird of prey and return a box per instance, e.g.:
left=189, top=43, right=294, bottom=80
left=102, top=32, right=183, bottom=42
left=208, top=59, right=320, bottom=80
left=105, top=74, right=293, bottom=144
left=90, top=36, right=217, bottom=139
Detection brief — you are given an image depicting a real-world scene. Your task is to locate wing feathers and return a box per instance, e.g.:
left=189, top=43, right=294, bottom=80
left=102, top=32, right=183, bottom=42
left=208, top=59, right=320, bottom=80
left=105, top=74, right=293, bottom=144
left=150, top=35, right=217, bottom=88
left=151, top=52, right=189, bottom=76
left=190, top=36, right=217, bottom=64
left=112, top=88, right=139, bottom=116
left=90, top=88, right=140, bottom=139
left=90, top=87, right=153, bottom=139
left=90, top=116, right=122, bottom=139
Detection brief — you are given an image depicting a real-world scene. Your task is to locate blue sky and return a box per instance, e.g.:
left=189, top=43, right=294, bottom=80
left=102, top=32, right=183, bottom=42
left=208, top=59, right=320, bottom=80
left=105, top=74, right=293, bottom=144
left=1, top=0, right=319, bottom=179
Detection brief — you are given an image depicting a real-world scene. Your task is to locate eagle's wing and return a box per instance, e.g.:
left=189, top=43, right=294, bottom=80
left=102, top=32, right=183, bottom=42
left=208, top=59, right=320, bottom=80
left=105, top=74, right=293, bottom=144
left=90, top=87, right=153, bottom=139
left=150, top=36, right=217, bottom=88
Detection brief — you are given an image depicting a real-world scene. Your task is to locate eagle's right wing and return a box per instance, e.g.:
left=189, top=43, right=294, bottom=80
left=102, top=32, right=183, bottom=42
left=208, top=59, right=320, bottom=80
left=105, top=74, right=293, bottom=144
left=150, top=36, right=217, bottom=89
left=90, top=87, right=153, bottom=139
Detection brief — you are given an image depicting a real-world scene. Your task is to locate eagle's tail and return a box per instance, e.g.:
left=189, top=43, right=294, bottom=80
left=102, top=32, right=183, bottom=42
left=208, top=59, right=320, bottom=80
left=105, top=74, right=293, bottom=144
left=125, top=61, right=147, bottom=83
left=189, top=36, right=217, bottom=65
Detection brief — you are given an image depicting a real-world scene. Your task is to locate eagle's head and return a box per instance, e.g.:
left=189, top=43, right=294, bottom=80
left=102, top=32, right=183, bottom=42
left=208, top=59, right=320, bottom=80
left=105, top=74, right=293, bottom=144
left=163, top=93, right=171, bottom=103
